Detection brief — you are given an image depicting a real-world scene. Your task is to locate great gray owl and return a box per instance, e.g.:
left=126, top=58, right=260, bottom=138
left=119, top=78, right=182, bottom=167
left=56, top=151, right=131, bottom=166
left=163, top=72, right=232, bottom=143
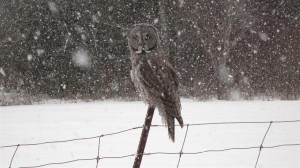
left=127, top=23, right=183, bottom=142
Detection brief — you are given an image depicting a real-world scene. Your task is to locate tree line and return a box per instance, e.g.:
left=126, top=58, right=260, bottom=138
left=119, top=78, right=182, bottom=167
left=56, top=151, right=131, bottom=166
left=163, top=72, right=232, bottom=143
left=0, top=0, right=299, bottom=104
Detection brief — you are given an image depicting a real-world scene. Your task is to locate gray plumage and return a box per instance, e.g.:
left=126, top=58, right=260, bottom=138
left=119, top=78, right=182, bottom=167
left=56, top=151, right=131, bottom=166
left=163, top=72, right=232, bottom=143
left=127, top=23, right=183, bottom=142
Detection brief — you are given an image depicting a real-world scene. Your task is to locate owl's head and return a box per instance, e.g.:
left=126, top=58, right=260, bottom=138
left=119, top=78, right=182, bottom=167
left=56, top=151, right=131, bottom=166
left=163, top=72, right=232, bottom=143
left=127, top=23, right=160, bottom=54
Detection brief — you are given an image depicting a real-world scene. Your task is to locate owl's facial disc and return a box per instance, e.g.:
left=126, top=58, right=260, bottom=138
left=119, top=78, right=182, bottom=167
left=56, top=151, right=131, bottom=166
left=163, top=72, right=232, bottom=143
left=135, top=32, right=150, bottom=54
left=129, top=25, right=157, bottom=54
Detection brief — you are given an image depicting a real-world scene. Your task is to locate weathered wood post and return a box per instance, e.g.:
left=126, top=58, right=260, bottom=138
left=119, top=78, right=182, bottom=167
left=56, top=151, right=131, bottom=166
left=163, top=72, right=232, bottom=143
left=133, top=106, right=155, bottom=168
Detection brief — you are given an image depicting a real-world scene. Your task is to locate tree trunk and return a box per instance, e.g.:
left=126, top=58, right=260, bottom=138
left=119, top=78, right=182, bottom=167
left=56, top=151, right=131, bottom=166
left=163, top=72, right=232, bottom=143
left=158, top=0, right=170, bottom=57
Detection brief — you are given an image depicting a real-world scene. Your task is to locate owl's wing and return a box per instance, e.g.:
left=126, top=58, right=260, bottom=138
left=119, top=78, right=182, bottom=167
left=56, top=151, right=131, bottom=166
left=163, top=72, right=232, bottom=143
left=147, top=57, right=179, bottom=90
left=137, top=58, right=179, bottom=92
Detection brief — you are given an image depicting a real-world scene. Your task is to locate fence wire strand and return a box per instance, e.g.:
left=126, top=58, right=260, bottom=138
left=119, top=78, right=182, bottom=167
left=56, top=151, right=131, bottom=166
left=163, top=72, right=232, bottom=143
left=96, top=136, right=102, bottom=168
left=9, top=144, right=19, bottom=168
left=255, top=121, right=273, bottom=168
left=177, top=124, right=189, bottom=168
left=2, top=119, right=300, bottom=168
left=2, top=120, right=299, bottom=149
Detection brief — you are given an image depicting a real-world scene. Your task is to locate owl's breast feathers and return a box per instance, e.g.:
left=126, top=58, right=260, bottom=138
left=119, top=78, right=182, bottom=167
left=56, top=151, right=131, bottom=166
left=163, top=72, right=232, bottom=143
left=131, top=53, right=181, bottom=109
left=131, top=54, right=179, bottom=95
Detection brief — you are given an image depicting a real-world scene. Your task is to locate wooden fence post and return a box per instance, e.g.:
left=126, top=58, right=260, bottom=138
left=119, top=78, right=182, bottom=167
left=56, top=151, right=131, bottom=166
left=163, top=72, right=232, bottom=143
left=133, top=106, right=155, bottom=168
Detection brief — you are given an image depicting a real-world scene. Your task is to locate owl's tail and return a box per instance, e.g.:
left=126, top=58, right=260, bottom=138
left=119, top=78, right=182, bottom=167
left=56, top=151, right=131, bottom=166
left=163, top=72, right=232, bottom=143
left=176, top=116, right=184, bottom=128
left=167, top=114, right=184, bottom=142
left=167, top=114, right=176, bottom=142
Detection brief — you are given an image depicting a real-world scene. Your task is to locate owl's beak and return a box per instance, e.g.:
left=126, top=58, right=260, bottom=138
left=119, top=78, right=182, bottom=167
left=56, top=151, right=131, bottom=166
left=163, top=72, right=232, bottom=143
left=136, top=49, right=151, bottom=54
left=136, top=44, right=151, bottom=54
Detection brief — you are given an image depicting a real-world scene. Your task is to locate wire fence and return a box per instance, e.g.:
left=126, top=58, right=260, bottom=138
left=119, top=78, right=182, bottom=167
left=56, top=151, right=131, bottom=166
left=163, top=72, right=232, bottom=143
left=2, top=119, right=300, bottom=168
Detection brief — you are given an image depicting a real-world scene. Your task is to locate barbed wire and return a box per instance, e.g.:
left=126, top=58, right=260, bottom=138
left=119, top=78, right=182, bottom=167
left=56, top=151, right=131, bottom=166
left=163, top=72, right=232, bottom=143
left=2, top=119, right=300, bottom=168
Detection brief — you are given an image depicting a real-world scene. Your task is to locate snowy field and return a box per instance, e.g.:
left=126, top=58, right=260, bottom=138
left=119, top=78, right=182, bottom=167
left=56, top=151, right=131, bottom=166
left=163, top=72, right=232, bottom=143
left=1, top=100, right=300, bottom=168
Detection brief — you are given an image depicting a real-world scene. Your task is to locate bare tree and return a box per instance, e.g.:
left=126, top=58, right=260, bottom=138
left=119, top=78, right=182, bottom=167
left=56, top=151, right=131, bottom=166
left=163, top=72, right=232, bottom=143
left=191, top=0, right=254, bottom=99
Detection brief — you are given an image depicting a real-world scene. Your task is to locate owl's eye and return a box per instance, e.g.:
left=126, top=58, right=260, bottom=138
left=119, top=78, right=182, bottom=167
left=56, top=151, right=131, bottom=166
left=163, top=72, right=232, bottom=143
left=144, top=34, right=150, bottom=40
left=133, top=35, right=138, bottom=40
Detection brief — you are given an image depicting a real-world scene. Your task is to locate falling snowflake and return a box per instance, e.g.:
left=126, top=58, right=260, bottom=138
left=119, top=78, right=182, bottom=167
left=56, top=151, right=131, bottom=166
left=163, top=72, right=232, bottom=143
left=280, top=56, right=287, bottom=62
left=179, top=0, right=185, bottom=7
left=27, top=54, right=33, bottom=61
left=48, top=1, right=58, bottom=13
left=259, top=32, right=269, bottom=41
left=177, top=31, right=182, bottom=36
left=72, top=48, right=91, bottom=68
left=61, top=84, right=67, bottom=90
left=0, top=68, right=6, bottom=76
left=36, top=49, right=45, bottom=56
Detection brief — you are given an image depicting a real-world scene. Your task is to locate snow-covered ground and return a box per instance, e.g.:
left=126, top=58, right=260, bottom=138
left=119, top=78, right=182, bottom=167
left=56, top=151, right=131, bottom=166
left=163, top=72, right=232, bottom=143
left=1, top=100, right=300, bottom=168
